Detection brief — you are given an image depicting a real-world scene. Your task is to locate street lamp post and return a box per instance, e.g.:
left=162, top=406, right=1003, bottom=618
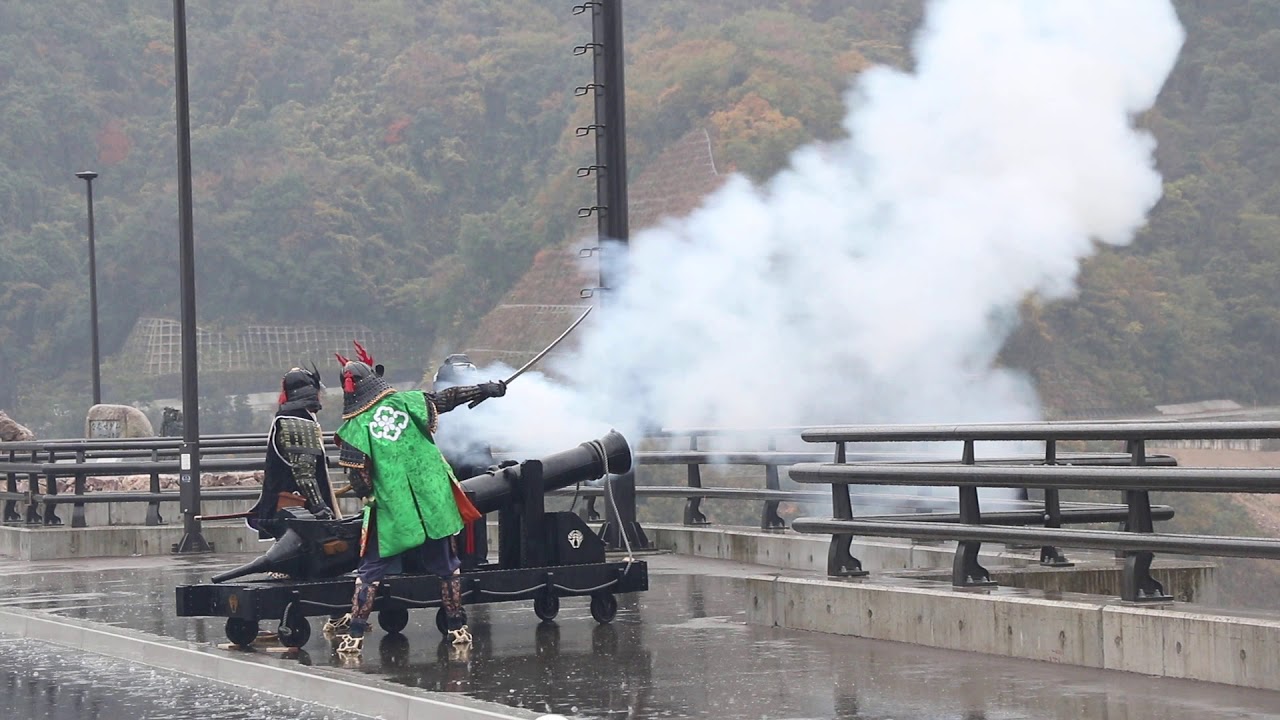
left=171, top=0, right=210, bottom=554
left=74, top=170, right=101, bottom=407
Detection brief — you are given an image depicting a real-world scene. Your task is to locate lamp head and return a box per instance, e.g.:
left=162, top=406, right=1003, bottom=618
left=75, top=171, right=98, bottom=181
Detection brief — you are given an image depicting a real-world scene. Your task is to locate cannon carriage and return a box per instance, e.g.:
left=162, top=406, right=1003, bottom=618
left=176, top=431, right=649, bottom=648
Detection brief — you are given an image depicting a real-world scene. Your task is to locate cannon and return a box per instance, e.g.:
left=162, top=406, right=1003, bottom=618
left=465, top=429, right=630, bottom=513
left=178, top=430, right=649, bottom=647
left=209, top=430, right=631, bottom=584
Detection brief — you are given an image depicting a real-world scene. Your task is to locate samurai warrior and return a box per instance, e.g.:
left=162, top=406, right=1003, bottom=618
left=330, top=342, right=506, bottom=656
left=248, top=366, right=339, bottom=541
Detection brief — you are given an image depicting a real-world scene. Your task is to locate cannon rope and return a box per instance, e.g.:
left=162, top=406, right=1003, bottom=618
left=589, top=437, right=635, bottom=575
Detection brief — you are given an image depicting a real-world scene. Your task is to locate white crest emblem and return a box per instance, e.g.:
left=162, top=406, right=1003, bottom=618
left=369, top=406, right=410, bottom=442
left=567, top=529, right=584, bottom=549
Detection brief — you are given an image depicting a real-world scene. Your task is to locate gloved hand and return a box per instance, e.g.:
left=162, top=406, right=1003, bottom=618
left=347, top=467, right=373, bottom=499
left=484, top=459, right=519, bottom=473
left=479, top=380, right=506, bottom=398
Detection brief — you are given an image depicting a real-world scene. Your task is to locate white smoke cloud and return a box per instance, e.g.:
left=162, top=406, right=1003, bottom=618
left=448, top=0, right=1185, bottom=458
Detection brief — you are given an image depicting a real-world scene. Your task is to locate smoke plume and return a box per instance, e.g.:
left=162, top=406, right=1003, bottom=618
left=450, top=0, right=1185, bottom=458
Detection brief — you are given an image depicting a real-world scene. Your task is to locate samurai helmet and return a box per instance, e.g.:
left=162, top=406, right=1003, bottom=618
left=334, top=341, right=395, bottom=419
left=432, top=353, right=478, bottom=390
left=278, top=364, right=324, bottom=414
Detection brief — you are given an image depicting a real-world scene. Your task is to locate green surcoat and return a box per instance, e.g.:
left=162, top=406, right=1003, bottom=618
left=336, top=391, right=462, bottom=558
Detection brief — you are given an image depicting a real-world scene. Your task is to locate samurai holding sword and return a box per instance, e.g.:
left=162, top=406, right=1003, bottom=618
left=329, top=342, right=505, bottom=657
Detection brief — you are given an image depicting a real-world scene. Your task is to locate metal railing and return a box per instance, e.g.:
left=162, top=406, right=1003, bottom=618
left=1, top=434, right=335, bottom=526
left=3, top=427, right=1167, bottom=536
left=788, top=420, right=1280, bottom=601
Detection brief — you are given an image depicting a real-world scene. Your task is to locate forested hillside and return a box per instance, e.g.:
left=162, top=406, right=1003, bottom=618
left=2, top=0, right=1279, bottom=433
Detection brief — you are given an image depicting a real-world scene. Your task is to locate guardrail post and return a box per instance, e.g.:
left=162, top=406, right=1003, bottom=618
left=146, top=448, right=164, bottom=526
left=1120, top=488, right=1171, bottom=601
left=1115, top=439, right=1148, bottom=560
left=72, top=449, right=87, bottom=528
left=1039, top=440, right=1071, bottom=566
left=24, top=450, right=40, bottom=524
left=683, top=434, right=709, bottom=525
left=952, top=440, right=996, bottom=587
left=760, top=436, right=785, bottom=530
left=579, top=495, right=600, bottom=523
left=1120, top=439, right=1171, bottom=602
left=38, top=449, right=62, bottom=526
left=827, top=441, right=867, bottom=577
left=3, top=449, right=19, bottom=522
left=42, top=462, right=61, bottom=526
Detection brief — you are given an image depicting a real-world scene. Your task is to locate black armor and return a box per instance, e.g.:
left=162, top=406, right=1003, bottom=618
left=248, top=366, right=337, bottom=540
left=272, top=416, right=329, bottom=514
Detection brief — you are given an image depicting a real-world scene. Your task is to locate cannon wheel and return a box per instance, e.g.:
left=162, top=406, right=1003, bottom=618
left=225, top=618, right=259, bottom=648
left=435, top=606, right=468, bottom=635
left=534, top=591, right=560, bottom=622
left=590, top=593, right=617, bottom=624
left=278, top=614, right=311, bottom=648
left=379, top=607, right=410, bottom=634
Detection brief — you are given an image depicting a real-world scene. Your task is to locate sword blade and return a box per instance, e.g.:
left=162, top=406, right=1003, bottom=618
left=504, top=305, right=593, bottom=384
left=467, top=306, right=593, bottom=409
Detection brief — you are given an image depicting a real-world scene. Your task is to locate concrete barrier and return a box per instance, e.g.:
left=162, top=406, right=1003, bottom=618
left=747, top=573, right=1280, bottom=692
left=1, top=495, right=366, bottom=560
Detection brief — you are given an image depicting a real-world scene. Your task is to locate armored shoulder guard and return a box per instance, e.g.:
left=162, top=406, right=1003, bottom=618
left=275, top=416, right=325, bottom=456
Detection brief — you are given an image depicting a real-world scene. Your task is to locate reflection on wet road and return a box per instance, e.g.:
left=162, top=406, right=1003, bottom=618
left=1, top=554, right=1278, bottom=719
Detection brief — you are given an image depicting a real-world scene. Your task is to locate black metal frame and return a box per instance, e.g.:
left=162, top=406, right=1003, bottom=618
left=1, top=431, right=1178, bottom=540
left=790, top=420, right=1280, bottom=602
left=175, top=455, right=649, bottom=647
left=177, top=560, right=648, bottom=646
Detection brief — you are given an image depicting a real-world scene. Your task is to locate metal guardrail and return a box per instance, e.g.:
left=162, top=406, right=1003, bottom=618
left=788, top=420, right=1280, bottom=601
left=3, top=429, right=1169, bottom=535
left=7, top=420, right=1278, bottom=609
left=2, top=433, right=345, bottom=527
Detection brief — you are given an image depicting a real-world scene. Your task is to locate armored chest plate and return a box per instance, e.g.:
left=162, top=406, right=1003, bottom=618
left=276, top=416, right=324, bottom=456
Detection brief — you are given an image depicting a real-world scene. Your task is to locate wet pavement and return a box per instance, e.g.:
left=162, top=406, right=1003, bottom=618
left=1, top=552, right=1279, bottom=719
left=0, top=637, right=369, bottom=719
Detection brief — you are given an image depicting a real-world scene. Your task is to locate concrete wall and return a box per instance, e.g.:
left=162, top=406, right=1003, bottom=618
left=748, top=574, right=1280, bottom=692
left=0, top=497, right=365, bottom=560
left=642, top=524, right=1216, bottom=601
left=644, top=523, right=1034, bottom=574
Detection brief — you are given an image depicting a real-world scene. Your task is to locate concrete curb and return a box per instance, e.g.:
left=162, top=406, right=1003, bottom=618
left=747, top=573, right=1280, bottom=692
left=0, top=607, right=535, bottom=720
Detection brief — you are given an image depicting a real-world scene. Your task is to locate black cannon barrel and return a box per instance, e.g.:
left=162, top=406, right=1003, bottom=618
left=460, top=430, right=632, bottom=514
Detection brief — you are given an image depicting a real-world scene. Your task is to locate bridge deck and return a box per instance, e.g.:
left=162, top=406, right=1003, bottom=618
left=0, top=551, right=1277, bottom=719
